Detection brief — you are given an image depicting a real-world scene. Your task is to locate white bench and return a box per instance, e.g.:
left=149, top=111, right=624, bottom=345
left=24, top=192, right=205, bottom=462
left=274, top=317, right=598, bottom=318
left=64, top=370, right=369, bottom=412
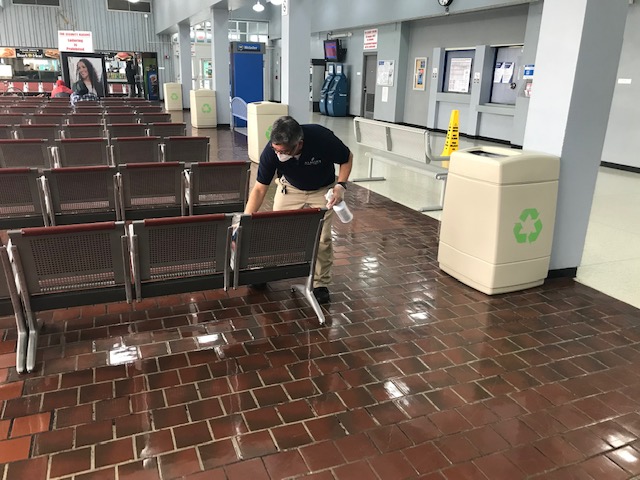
left=352, top=117, right=449, bottom=211
left=230, top=97, right=248, bottom=136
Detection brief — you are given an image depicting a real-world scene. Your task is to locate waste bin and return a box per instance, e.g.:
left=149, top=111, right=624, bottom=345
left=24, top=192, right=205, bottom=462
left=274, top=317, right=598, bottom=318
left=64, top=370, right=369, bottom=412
left=163, top=83, right=183, bottom=111
left=438, top=146, right=560, bottom=294
left=190, top=89, right=217, bottom=128
left=247, top=102, right=288, bottom=163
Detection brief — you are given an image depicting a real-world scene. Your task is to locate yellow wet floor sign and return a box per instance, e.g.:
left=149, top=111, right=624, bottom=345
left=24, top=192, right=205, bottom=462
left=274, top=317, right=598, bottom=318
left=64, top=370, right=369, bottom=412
left=441, top=109, right=460, bottom=156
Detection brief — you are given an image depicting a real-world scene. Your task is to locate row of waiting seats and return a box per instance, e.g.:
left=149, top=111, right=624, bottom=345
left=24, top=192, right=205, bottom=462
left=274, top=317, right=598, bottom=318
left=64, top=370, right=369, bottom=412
left=0, top=112, right=172, bottom=126
left=2, top=104, right=164, bottom=115
left=1, top=208, right=327, bottom=372
left=0, top=136, right=209, bottom=169
left=2, top=122, right=187, bottom=143
left=0, top=161, right=250, bottom=228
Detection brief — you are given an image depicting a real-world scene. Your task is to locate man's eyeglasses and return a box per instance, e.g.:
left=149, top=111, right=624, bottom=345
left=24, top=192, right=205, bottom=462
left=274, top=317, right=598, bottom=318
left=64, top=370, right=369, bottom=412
left=272, top=141, right=301, bottom=156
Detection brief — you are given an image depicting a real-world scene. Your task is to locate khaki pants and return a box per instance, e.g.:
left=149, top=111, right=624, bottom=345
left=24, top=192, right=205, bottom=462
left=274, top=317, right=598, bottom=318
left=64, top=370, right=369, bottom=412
left=273, top=178, right=334, bottom=288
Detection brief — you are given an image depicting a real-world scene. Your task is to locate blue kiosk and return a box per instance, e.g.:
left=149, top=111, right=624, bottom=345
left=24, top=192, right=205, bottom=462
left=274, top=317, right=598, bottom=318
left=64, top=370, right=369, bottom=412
left=230, top=41, right=265, bottom=128
left=319, top=64, right=336, bottom=115
left=326, top=63, right=348, bottom=117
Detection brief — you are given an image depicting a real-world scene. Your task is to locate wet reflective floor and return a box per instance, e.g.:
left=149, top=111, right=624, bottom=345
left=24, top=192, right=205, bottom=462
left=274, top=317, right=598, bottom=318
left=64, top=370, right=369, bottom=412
left=1, top=120, right=640, bottom=479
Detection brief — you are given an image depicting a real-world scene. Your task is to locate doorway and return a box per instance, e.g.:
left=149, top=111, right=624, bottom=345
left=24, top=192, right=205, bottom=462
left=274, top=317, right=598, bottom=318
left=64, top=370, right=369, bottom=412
left=362, top=54, right=377, bottom=119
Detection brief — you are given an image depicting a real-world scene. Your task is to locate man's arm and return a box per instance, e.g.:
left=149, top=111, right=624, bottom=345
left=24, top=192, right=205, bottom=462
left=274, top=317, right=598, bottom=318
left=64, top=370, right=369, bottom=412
left=327, top=151, right=353, bottom=207
left=244, top=181, right=270, bottom=214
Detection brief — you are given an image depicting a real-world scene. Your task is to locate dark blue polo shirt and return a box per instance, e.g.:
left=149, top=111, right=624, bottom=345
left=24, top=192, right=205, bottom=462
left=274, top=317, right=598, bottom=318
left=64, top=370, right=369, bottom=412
left=256, top=124, right=351, bottom=191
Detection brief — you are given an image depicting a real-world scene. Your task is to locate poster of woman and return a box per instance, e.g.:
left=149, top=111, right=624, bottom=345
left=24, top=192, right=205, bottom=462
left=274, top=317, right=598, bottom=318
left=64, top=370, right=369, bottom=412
left=60, top=52, right=107, bottom=98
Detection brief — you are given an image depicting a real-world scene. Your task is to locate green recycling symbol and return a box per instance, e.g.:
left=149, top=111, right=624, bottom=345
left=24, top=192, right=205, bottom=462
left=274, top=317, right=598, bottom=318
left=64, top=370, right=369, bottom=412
left=170, top=92, right=178, bottom=100
left=513, top=208, right=543, bottom=244
left=265, top=125, right=272, bottom=140
left=202, top=103, right=212, bottom=113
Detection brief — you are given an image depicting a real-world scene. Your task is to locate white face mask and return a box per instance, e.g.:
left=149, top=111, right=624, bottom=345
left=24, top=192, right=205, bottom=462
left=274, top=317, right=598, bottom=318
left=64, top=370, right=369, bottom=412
left=277, top=152, right=293, bottom=162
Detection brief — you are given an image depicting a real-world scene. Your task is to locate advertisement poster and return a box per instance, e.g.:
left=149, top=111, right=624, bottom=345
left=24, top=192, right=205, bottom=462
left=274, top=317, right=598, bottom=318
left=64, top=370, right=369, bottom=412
left=413, top=57, right=427, bottom=91
left=60, top=51, right=107, bottom=98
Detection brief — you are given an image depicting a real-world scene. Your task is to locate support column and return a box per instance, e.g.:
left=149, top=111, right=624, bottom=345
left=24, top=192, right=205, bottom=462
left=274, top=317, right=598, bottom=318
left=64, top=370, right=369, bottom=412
left=211, top=7, right=230, bottom=126
left=178, top=21, right=192, bottom=109
left=523, top=0, right=628, bottom=272
left=281, top=0, right=311, bottom=122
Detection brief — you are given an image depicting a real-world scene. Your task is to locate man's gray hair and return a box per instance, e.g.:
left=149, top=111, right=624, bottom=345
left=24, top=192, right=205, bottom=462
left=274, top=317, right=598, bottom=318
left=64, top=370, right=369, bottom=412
left=270, top=116, right=304, bottom=147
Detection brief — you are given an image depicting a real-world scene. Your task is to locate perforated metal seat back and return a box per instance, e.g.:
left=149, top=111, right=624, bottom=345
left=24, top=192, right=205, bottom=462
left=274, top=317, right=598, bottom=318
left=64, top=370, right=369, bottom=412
left=138, top=113, right=171, bottom=124
left=8, top=222, right=127, bottom=294
left=73, top=106, right=103, bottom=114
left=62, top=124, right=105, bottom=139
left=133, top=215, right=231, bottom=281
left=164, top=137, right=209, bottom=163
left=119, top=163, right=183, bottom=209
left=0, top=169, right=43, bottom=218
left=112, top=137, right=161, bottom=164
left=107, top=124, right=147, bottom=140
left=31, top=115, right=66, bottom=125
left=0, top=258, right=9, bottom=299
left=0, top=141, right=49, bottom=168
left=148, top=123, right=186, bottom=137
left=14, top=125, right=59, bottom=143
left=44, top=167, right=117, bottom=214
left=191, top=162, right=249, bottom=207
left=0, top=125, right=13, bottom=139
left=104, top=113, right=138, bottom=124
left=238, top=209, right=325, bottom=269
left=135, top=106, right=164, bottom=114
left=0, top=114, right=28, bottom=125
left=7, top=107, right=38, bottom=115
left=67, top=113, right=102, bottom=124
left=57, top=139, right=109, bottom=167
left=41, top=106, right=73, bottom=115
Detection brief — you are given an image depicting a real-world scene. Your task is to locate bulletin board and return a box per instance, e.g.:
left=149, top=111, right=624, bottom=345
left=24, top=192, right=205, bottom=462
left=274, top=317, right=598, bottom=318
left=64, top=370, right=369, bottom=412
left=490, top=45, right=521, bottom=105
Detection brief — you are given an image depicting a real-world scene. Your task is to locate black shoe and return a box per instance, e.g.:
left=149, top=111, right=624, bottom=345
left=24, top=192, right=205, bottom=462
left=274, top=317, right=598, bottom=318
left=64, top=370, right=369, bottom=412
left=248, top=283, right=268, bottom=290
left=313, top=287, right=331, bottom=304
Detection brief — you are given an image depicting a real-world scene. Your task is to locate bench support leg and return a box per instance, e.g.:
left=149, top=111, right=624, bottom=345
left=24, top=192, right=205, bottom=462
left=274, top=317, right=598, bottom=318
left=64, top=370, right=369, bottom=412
left=419, top=173, right=448, bottom=212
left=291, top=284, right=325, bottom=325
left=351, top=154, right=386, bottom=183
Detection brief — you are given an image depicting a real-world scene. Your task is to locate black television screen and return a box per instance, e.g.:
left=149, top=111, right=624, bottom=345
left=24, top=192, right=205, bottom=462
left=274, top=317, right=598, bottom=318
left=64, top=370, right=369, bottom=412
left=324, top=39, right=341, bottom=61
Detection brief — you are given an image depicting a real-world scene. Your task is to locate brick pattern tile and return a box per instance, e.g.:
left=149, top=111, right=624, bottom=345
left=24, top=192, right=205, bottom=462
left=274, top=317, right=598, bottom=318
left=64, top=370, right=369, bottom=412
left=0, top=128, right=639, bottom=480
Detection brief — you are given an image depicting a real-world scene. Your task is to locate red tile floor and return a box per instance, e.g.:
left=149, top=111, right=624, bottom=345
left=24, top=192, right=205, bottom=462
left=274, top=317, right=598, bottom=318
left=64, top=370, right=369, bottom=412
left=2, top=128, right=640, bottom=479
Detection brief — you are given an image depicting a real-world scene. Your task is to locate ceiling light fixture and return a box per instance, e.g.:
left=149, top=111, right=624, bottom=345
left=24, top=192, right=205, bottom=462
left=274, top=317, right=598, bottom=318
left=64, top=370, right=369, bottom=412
left=252, top=1, right=265, bottom=12
left=127, top=0, right=141, bottom=3
left=270, top=0, right=283, bottom=5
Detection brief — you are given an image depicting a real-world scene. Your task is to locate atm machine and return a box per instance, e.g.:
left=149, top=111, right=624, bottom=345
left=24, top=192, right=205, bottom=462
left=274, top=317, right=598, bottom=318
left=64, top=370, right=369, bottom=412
left=319, top=63, right=336, bottom=115
left=326, top=64, right=348, bottom=117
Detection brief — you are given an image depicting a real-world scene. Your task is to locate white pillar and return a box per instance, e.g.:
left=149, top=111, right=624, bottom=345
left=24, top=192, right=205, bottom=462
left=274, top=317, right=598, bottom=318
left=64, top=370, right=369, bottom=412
left=281, top=0, right=311, bottom=122
left=178, top=21, right=192, bottom=109
left=211, top=7, right=230, bottom=126
left=523, top=0, right=628, bottom=272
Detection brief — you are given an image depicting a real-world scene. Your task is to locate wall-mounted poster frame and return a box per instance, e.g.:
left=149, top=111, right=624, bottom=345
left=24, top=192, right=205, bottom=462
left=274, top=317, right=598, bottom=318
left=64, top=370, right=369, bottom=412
left=60, top=51, right=107, bottom=97
left=376, top=60, right=395, bottom=87
left=413, top=57, right=427, bottom=91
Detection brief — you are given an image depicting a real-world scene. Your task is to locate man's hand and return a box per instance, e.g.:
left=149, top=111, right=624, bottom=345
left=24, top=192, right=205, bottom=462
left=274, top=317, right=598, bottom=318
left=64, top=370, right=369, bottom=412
left=327, top=183, right=346, bottom=208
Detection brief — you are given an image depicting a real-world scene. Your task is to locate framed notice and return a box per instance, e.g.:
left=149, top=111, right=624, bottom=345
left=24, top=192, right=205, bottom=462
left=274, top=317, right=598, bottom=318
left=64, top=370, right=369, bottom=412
left=413, top=57, right=427, bottom=91
left=447, top=57, right=472, bottom=93
left=376, top=60, right=395, bottom=87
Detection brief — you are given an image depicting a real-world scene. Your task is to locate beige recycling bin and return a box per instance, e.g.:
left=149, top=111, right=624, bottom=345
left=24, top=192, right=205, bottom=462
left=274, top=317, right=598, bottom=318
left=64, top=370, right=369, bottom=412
left=247, top=102, right=288, bottom=163
left=190, top=89, right=217, bottom=128
left=438, top=146, right=560, bottom=294
left=163, top=83, right=183, bottom=111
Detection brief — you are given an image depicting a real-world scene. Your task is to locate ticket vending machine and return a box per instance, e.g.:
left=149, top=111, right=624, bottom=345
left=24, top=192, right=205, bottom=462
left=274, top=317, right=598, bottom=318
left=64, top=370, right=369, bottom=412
left=230, top=42, right=265, bottom=128
left=319, top=63, right=336, bottom=116
left=327, top=64, right=348, bottom=117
